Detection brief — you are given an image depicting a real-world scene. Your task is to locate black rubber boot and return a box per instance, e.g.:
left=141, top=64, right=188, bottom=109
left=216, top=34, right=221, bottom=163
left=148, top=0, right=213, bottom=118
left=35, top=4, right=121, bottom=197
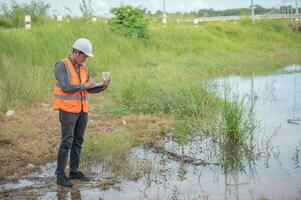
left=69, top=171, right=90, bottom=181
left=56, top=175, right=73, bottom=187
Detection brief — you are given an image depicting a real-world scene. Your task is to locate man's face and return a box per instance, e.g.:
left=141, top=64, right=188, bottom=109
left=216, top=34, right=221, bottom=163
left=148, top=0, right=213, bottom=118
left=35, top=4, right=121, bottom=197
left=73, top=51, right=88, bottom=65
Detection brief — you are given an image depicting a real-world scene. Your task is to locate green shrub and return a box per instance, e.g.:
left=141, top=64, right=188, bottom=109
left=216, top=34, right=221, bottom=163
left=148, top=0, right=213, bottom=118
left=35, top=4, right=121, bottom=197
left=110, top=5, right=150, bottom=40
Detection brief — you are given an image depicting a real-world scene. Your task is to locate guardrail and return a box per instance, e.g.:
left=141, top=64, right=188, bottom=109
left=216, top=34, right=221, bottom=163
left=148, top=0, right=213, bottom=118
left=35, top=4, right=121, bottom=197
left=177, top=14, right=301, bottom=23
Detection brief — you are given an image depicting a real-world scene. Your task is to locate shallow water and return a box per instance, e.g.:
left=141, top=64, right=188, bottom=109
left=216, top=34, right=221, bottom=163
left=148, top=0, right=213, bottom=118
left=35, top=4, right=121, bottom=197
left=1, top=65, right=301, bottom=200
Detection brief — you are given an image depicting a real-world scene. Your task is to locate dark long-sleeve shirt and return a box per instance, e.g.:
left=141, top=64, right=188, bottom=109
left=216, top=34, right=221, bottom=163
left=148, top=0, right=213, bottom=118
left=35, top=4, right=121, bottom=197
left=54, top=59, right=104, bottom=93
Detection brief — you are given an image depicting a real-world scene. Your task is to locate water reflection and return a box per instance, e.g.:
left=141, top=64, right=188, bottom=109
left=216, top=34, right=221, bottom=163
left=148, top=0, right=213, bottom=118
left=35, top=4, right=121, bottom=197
left=293, top=141, right=301, bottom=169
left=56, top=188, right=81, bottom=200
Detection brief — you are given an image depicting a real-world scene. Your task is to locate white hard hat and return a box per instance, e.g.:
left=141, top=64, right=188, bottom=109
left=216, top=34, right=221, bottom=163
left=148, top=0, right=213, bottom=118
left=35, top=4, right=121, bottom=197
left=72, top=38, right=94, bottom=57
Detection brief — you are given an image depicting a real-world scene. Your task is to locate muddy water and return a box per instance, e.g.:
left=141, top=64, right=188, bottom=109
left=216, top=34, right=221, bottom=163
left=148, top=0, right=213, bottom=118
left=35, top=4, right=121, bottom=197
left=1, top=65, right=301, bottom=200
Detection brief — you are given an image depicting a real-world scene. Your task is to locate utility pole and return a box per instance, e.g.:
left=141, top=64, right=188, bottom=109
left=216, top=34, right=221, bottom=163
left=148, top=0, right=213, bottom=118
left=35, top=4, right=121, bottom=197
left=280, top=4, right=284, bottom=14
left=296, top=0, right=299, bottom=21
left=162, top=0, right=167, bottom=25
left=251, top=0, right=255, bottom=23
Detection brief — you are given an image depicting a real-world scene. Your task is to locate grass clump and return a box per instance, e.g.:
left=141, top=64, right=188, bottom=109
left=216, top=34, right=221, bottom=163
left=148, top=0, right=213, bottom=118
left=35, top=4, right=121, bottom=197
left=82, top=131, right=135, bottom=163
left=218, top=90, right=258, bottom=175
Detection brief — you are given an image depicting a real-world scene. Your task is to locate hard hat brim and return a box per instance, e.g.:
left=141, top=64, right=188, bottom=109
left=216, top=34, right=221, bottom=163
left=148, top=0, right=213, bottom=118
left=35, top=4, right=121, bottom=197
left=72, top=46, right=94, bottom=57
left=86, top=53, right=94, bottom=57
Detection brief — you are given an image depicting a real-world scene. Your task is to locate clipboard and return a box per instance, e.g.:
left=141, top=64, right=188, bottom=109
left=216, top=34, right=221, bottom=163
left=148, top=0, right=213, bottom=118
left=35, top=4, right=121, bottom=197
left=86, top=82, right=103, bottom=90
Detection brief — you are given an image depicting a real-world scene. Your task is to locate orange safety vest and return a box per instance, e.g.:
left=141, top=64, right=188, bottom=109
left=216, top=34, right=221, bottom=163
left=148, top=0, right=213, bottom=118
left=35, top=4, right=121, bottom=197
left=53, top=57, right=89, bottom=113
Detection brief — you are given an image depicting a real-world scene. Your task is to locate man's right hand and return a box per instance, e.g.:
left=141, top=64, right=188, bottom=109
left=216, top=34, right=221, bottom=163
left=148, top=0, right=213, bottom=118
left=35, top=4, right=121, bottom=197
left=84, top=79, right=96, bottom=89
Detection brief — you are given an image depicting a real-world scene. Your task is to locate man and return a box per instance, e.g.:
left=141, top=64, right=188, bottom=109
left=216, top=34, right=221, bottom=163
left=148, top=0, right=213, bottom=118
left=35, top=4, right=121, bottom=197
left=53, top=38, right=111, bottom=187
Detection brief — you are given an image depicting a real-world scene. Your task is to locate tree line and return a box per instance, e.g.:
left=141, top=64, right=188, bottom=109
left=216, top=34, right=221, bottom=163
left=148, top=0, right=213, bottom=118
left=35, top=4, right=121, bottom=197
left=1, top=1, right=300, bottom=29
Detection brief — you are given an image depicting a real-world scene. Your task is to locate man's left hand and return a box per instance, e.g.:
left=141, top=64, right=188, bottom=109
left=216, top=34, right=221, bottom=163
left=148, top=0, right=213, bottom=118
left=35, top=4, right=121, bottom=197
left=103, top=76, right=111, bottom=89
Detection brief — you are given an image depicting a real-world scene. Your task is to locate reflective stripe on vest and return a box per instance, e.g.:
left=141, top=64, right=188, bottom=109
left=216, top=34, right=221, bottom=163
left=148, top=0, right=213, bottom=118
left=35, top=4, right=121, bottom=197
left=53, top=57, right=89, bottom=113
left=54, top=93, right=87, bottom=101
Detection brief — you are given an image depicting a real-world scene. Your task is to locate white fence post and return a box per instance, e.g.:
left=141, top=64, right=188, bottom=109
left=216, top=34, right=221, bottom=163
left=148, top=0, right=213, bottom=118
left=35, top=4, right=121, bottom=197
left=162, top=13, right=167, bottom=26
left=25, top=15, right=31, bottom=30
left=162, top=0, right=167, bottom=26
left=57, top=15, right=62, bottom=25
left=194, top=18, right=198, bottom=27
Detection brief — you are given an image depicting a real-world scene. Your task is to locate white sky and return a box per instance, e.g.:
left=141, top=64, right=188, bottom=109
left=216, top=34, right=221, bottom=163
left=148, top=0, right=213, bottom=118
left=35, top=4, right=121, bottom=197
left=2, top=0, right=299, bottom=17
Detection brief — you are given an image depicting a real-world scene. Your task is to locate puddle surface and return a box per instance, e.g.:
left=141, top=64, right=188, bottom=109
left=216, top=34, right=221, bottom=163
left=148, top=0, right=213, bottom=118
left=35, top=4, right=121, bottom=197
left=1, top=65, right=301, bottom=200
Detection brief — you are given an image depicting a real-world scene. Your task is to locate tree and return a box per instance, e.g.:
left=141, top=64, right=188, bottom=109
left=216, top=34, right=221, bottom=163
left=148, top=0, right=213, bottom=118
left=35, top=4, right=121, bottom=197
left=154, top=10, right=163, bottom=16
left=110, top=5, right=150, bottom=40
left=24, top=0, right=50, bottom=16
left=79, top=0, right=93, bottom=17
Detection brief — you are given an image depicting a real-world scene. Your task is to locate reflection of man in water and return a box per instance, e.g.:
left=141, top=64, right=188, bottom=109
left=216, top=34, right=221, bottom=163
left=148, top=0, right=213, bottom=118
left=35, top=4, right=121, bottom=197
left=56, top=188, right=81, bottom=200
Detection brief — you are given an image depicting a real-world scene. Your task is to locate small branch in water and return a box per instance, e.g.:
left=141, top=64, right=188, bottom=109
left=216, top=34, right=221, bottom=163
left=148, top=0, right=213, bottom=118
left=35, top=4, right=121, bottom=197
left=292, top=140, right=301, bottom=169
left=151, top=144, right=219, bottom=166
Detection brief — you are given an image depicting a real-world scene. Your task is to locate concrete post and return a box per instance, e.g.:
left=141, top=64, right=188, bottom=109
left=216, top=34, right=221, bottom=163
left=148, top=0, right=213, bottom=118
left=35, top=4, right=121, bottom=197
left=25, top=15, right=31, bottom=30
left=57, top=15, right=62, bottom=25
left=162, top=13, right=167, bottom=26
left=162, top=0, right=167, bottom=26
left=194, top=18, right=198, bottom=27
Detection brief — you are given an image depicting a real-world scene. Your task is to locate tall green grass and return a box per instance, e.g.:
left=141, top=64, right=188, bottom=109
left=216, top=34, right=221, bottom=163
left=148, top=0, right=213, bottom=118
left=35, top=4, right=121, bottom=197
left=0, top=55, right=48, bottom=111
left=0, top=19, right=301, bottom=122
left=218, top=88, right=258, bottom=175
left=81, top=130, right=136, bottom=172
left=82, top=131, right=135, bottom=161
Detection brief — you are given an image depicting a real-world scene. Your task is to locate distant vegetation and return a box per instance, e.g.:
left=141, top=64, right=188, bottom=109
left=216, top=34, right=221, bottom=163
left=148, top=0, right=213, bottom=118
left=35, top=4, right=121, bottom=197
left=79, top=0, right=94, bottom=17
left=1, top=1, right=300, bottom=29
left=149, top=5, right=301, bottom=18
left=0, top=0, right=50, bottom=28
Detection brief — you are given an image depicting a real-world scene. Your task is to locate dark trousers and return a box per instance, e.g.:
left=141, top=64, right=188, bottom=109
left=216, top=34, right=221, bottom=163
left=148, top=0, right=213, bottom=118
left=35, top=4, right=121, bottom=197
left=55, top=110, right=88, bottom=176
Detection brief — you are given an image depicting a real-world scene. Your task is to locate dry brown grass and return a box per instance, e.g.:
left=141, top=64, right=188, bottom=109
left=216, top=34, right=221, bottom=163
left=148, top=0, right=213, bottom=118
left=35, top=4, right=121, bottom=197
left=0, top=101, right=173, bottom=182
left=0, top=103, right=59, bottom=181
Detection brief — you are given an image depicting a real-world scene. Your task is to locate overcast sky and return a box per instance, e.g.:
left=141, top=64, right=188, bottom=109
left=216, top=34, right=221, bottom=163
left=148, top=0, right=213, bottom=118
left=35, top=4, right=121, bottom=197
left=3, top=0, right=299, bottom=16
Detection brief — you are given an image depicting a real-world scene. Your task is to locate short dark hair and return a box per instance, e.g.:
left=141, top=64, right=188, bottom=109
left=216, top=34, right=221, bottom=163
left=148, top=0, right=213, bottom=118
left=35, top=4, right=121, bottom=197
left=72, top=48, right=85, bottom=55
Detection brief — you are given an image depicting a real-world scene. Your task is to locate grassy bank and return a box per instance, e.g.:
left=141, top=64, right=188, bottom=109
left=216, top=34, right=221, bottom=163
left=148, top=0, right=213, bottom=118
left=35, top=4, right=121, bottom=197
left=0, top=19, right=301, bottom=178
left=0, top=19, right=301, bottom=130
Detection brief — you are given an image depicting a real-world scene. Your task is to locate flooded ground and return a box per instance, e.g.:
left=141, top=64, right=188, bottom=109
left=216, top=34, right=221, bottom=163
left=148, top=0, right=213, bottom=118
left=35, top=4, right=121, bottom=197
left=1, top=65, right=301, bottom=200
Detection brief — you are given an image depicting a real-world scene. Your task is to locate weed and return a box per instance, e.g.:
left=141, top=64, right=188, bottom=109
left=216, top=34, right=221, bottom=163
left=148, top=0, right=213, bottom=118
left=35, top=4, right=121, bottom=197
left=218, top=87, right=258, bottom=175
